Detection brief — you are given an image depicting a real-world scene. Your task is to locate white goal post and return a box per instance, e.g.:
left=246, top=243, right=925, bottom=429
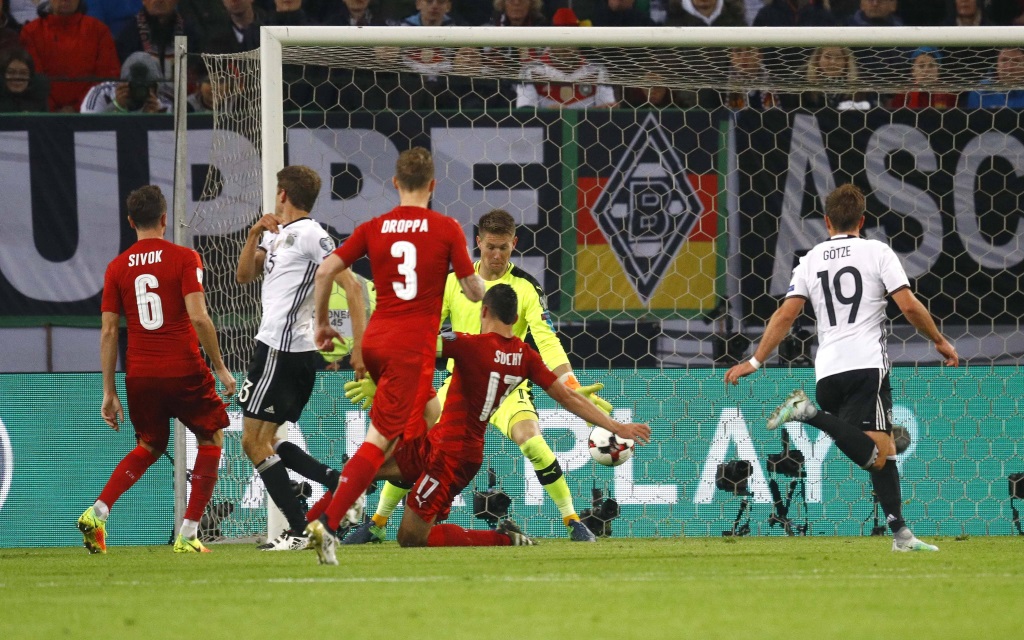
left=187, top=24, right=1024, bottom=543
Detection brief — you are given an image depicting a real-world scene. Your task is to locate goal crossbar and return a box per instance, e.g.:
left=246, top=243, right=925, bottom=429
left=261, top=25, right=1024, bottom=50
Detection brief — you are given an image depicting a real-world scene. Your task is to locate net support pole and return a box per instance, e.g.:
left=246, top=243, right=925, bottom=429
left=259, top=28, right=285, bottom=211
left=172, top=34, right=190, bottom=539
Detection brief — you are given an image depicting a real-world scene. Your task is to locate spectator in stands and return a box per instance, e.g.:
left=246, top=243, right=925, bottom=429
left=383, top=0, right=481, bottom=23
left=186, top=69, right=213, bottom=111
left=325, top=0, right=386, bottom=25
left=753, top=1, right=835, bottom=102
left=492, top=0, right=547, bottom=25
left=177, top=0, right=231, bottom=52
left=516, top=8, right=616, bottom=109
left=846, top=0, right=905, bottom=90
left=19, top=0, right=122, bottom=112
left=890, top=47, right=958, bottom=111
left=80, top=49, right=171, bottom=112
left=592, top=0, right=654, bottom=25
left=396, top=0, right=463, bottom=25
left=87, top=0, right=142, bottom=38
left=964, top=47, right=1024, bottom=109
left=115, top=0, right=199, bottom=84
left=667, top=0, right=746, bottom=25
left=1, top=0, right=22, bottom=56
left=0, top=47, right=49, bottom=111
left=801, top=45, right=875, bottom=111
left=664, top=1, right=746, bottom=110
left=206, top=0, right=264, bottom=53
left=724, top=46, right=775, bottom=109
left=991, top=0, right=1024, bottom=25
left=945, top=0, right=990, bottom=25
left=622, top=72, right=681, bottom=108
left=753, top=0, right=835, bottom=26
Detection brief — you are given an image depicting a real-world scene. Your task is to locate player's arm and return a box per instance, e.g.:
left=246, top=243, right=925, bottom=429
left=99, top=311, right=123, bottom=431
left=184, top=291, right=237, bottom=396
left=314, top=253, right=350, bottom=351
left=235, top=214, right=280, bottom=284
left=891, top=288, right=959, bottom=366
left=458, top=272, right=485, bottom=302
left=725, top=296, right=805, bottom=385
left=545, top=380, right=651, bottom=444
left=336, top=269, right=367, bottom=378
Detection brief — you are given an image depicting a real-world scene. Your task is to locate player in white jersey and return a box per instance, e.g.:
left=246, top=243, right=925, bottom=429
left=726, top=184, right=958, bottom=553
left=235, top=165, right=347, bottom=551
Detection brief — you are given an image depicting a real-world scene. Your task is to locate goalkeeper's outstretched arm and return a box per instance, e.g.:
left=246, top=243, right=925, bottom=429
left=545, top=380, right=651, bottom=444
left=314, top=253, right=348, bottom=351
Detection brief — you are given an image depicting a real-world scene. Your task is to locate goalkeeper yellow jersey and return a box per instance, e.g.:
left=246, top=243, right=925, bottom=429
left=320, top=273, right=376, bottom=363
left=440, top=261, right=569, bottom=375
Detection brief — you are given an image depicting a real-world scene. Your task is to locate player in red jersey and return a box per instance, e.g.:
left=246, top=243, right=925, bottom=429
left=77, top=185, right=236, bottom=555
left=307, top=284, right=651, bottom=562
left=306, top=147, right=486, bottom=551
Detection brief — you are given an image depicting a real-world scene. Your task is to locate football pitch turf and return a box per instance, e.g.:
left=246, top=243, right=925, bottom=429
left=1, top=537, right=1020, bottom=640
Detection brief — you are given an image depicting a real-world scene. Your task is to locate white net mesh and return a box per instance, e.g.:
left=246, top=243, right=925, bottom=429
left=190, top=28, right=1024, bottom=542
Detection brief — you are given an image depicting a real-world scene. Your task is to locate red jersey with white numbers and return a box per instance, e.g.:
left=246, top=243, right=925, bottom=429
left=101, top=238, right=206, bottom=378
left=334, top=206, right=474, bottom=357
left=431, top=332, right=557, bottom=463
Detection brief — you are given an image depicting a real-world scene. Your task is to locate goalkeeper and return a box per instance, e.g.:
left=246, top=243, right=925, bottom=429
left=320, top=269, right=376, bottom=373
left=345, top=209, right=612, bottom=543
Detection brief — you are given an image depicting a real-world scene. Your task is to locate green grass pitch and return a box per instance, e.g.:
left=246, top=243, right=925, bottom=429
left=2, top=537, right=1020, bottom=639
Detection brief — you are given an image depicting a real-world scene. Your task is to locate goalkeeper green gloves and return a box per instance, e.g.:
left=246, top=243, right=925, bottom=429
left=577, top=382, right=614, bottom=415
left=343, top=375, right=376, bottom=410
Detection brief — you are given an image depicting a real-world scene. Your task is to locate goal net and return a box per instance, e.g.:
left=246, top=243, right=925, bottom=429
left=187, top=26, right=1024, bottom=542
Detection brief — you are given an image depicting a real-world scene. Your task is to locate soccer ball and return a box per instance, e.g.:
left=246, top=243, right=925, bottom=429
left=588, top=426, right=634, bottom=467
left=893, top=425, right=912, bottom=454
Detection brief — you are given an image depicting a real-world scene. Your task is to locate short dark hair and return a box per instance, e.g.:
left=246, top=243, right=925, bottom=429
left=126, top=185, right=166, bottom=229
left=277, top=165, right=321, bottom=212
left=478, top=209, right=516, bottom=238
left=395, top=147, right=434, bottom=191
left=483, top=283, right=518, bottom=325
left=825, top=184, right=865, bottom=232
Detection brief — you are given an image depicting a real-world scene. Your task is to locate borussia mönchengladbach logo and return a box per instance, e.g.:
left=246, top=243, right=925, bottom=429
left=592, top=113, right=705, bottom=303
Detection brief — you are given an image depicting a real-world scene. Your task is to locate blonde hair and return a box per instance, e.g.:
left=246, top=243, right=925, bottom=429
left=807, top=46, right=859, bottom=84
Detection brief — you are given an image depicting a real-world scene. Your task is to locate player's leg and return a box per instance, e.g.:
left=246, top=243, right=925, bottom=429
left=771, top=375, right=879, bottom=469
left=403, top=456, right=522, bottom=547
left=273, top=351, right=341, bottom=492
left=355, top=390, right=442, bottom=541
left=79, top=377, right=166, bottom=553
left=172, top=372, right=231, bottom=552
left=495, top=387, right=595, bottom=541
left=238, top=343, right=315, bottom=548
left=818, top=372, right=937, bottom=551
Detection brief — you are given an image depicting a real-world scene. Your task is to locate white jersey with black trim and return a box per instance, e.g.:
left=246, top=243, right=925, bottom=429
left=255, top=217, right=334, bottom=352
left=786, top=235, right=910, bottom=381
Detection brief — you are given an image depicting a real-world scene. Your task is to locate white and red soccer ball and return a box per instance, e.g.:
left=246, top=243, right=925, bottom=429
left=588, top=426, right=634, bottom=467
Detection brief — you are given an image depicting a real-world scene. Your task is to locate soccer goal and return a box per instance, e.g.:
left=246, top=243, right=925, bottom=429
left=185, top=25, right=1024, bottom=543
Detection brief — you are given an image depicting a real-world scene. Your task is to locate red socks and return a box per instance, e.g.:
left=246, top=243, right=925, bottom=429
left=427, top=524, right=511, bottom=547
left=98, top=445, right=160, bottom=508
left=306, top=490, right=333, bottom=523
left=184, top=445, right=221, bottom=521
left=324, top=443, right=385, bottom=530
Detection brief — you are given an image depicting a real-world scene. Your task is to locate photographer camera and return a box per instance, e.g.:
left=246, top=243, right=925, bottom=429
left=81, top=52, right=170, bottom=114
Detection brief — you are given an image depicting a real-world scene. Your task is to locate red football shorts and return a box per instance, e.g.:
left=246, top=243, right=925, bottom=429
left=362, top=345, right=434, bottom=440
left=125, top=372, right=229, bottom=449
left=392, top=436, right=480, bottom=523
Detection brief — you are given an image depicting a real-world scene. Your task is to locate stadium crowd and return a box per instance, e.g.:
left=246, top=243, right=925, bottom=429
left=1, top=0, right=1022, bottom=113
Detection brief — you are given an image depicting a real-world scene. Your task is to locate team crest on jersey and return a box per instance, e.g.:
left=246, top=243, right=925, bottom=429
left=591, top=113, right=704, bottom=302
